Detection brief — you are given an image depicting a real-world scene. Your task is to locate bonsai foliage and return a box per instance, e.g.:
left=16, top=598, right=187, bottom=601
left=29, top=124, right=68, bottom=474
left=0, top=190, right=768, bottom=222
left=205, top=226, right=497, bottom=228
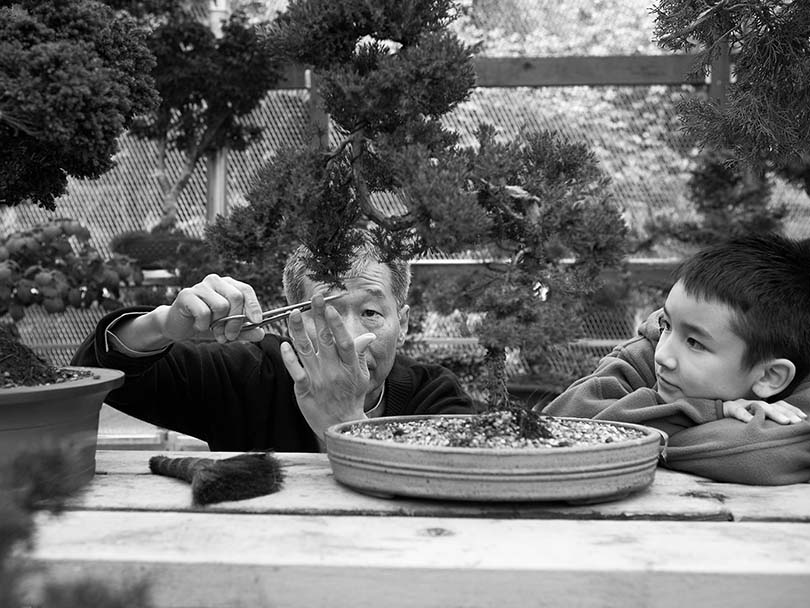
left=106, top=0, right=283, bottom=230
left=0, top=448, right=152, bottom=607
left=644, top=147, right=787, bottom=247
left=0, top=218, right=141, bottom=322
left=652, top=0, right=810, bottom=187
left=209, top=0, right=628, bottom=410
left=0, top=0, right=157, bottom=209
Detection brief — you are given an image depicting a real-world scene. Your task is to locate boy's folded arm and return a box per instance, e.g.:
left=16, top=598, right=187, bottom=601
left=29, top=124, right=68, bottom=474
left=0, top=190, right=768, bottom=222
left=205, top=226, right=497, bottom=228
left=664, top=414, right=810, bottom=485
left=664, top=381, right=810, bottom=485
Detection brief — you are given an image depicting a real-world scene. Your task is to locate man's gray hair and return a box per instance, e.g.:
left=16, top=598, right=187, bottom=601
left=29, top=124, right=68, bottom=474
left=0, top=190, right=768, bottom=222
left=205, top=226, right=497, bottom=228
left=282, top=234, right=412, bottom=308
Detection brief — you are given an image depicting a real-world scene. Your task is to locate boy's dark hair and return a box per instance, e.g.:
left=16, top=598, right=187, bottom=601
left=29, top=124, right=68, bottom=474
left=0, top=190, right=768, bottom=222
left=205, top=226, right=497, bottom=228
left=674, top=233, right=810, bottom=396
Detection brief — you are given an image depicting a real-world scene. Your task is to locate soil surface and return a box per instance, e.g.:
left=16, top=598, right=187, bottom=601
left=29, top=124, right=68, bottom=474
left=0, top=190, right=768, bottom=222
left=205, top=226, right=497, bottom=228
left=0, top=323, right=92, bottom=388
left=341, top=409, right=647, bottom=449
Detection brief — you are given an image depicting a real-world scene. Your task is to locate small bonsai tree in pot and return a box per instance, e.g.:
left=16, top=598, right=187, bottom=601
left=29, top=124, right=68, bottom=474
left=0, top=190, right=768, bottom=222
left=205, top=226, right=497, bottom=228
left=0, top=0, right=157, bottom=489
left=206, top=0, right=650, bottom=503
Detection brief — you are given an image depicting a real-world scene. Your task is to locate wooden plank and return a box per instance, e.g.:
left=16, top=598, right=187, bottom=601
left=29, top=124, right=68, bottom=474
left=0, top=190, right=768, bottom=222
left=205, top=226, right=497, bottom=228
left=473, top=55, right=706, bottom=87
left=25, top=512, right=810, bottom=608
left=84, top=451, right=809, bottom=522
left=270, top=56, right=707, bottom=91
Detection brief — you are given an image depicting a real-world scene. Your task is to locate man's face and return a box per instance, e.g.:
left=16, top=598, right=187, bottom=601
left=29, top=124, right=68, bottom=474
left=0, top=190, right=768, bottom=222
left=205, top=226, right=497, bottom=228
left=654, top=280, right=761, bottom=402
left=301, top=261, right=409, bottom=409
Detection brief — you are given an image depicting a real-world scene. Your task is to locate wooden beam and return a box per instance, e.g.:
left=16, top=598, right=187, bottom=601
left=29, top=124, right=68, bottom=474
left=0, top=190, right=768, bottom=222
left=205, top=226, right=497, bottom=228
left=273, top=55, right=708, bottom=92
left=473, top=55, right=706, bottom=88
left=26, top=512, right=810, bottom=608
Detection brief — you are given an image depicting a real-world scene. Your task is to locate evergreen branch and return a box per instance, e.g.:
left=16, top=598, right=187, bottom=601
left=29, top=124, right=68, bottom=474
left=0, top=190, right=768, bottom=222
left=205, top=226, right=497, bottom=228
left=655, top=0, right=748, bottom=45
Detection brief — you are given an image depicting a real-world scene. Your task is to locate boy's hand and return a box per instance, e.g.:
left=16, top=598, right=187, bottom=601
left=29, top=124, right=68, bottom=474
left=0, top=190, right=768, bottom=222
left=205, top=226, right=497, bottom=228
left=722, top=399, right=808, bottom=425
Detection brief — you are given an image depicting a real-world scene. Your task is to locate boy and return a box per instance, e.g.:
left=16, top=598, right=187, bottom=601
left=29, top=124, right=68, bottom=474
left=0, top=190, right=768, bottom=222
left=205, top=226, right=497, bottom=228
left=541, top=233, right=810, bottom=485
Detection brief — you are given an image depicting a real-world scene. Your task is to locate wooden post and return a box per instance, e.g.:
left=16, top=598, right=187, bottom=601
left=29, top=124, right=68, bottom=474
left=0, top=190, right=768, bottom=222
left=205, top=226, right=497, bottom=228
left=206, top=0, right=230, bottom=224
left=206, top=148, right=228, bottom=224
left=708, top=42, right=731, bottom=108
left=306, top=70, right=331, bottom=150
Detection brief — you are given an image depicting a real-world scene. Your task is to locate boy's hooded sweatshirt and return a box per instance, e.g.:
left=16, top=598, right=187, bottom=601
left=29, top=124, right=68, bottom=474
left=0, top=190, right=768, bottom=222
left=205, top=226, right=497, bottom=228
left=542, top=311, right=810, bottom=485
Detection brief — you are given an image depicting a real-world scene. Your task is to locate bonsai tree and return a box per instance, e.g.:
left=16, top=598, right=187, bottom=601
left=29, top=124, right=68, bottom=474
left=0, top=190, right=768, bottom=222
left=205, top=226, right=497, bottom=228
left=642, top=146, right=788, bottom=249
left=106, top=0, right=284, bottom=232
left=207, top=0, right=628, bottom=413
left=0, top=1, right=155, bottom=325
left=0, top=0, right=157, bottom=209
left=652, top=0, right=810, bottom=191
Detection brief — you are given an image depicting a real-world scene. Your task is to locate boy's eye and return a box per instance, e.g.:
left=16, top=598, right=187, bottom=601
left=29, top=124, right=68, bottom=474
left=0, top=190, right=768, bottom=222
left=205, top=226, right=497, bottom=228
left=686, top=337, right=706, bottom=351
left=657, top=316, right=671, bottom=332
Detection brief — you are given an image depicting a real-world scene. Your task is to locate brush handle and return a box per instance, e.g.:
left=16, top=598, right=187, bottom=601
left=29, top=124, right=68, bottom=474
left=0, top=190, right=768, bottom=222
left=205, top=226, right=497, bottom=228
left=149, top=456, right=214, bottom=484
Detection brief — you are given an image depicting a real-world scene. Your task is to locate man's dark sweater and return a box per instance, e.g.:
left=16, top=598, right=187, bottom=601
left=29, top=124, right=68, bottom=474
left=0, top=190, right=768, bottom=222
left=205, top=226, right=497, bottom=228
left=72, top=307, right=475, bottom=452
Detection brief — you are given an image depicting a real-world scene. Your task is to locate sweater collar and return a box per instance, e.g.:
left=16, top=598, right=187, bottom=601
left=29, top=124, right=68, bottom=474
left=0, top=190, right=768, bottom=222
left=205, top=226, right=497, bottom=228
left=382, top=354, right=414, bottom=416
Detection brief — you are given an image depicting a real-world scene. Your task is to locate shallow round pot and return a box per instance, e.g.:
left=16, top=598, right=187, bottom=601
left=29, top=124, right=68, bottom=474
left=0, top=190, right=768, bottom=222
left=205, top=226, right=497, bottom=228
left=0, top=367, right=125, bottom=491
left=325, top=415, right=664, bottom=503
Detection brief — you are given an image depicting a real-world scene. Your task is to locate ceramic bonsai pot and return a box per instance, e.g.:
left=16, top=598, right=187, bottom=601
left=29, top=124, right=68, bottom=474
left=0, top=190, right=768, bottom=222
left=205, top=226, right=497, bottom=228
left=325, top=415, right=665, bottom=503
left=0, top=367, right=125, bottom=491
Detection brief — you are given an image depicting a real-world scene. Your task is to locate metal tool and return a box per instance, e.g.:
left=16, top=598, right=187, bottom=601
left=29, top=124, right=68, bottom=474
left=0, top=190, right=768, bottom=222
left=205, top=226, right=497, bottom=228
left=209, top=293, right=344, bottom=331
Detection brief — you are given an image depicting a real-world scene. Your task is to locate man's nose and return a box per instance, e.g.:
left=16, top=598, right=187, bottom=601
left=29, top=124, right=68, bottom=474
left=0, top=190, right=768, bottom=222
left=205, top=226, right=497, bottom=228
left=342, top=312, right=371, bottom=339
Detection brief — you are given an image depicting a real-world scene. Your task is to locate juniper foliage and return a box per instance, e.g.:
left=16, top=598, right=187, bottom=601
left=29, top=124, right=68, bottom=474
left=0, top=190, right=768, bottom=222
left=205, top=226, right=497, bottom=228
left=0, top=0, right=157, bottom=209
left=208, top=0, right=628, bottom=407
left=652, top=0, right=810, bottom=186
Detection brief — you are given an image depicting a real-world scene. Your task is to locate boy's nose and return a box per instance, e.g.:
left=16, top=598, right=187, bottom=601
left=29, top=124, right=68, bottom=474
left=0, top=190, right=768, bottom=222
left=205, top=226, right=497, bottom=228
left=654, top=337, right=676, bottom=370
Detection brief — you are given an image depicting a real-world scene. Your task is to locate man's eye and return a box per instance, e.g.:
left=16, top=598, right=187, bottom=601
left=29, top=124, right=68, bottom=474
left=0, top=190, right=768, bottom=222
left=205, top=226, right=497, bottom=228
left=362, top=309, right=382, bottom=318
left=658, top=317, right=671, bottom=332
left=686, top=337, right=706, bottom=351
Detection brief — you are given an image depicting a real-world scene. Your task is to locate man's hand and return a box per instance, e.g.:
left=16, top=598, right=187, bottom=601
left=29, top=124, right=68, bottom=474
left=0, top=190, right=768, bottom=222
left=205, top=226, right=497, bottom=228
left=723, top=398, right=808, bottom=425
left=279, top=294, right=376, bottom=440
left=163, top=274, right=265, bottom=344
left=110, top=274, right=265, bottom=353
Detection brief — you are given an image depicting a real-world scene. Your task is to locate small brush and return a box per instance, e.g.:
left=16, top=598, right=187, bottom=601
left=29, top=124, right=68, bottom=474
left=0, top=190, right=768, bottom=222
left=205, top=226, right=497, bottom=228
left=148, top=452, right=284, bottom=505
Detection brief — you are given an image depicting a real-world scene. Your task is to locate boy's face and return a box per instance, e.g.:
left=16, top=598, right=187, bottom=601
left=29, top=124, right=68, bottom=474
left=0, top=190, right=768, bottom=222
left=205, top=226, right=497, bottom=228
left=654, top=280, right=762, bottom=402
left=300, top=261, right=409, bottom=410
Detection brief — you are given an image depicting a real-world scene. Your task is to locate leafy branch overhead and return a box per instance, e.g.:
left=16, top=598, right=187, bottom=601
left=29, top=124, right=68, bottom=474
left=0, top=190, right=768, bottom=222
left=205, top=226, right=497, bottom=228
left=652, top=0, right=810, bottom=182
left=106, top=0, right=284, bottom=229
left=0, top=0, right=157, bottom=209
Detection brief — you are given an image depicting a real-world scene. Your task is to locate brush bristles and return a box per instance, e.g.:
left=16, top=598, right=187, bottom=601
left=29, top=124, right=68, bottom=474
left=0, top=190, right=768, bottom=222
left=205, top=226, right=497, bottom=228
left=148, top=452, right=285, bottom=505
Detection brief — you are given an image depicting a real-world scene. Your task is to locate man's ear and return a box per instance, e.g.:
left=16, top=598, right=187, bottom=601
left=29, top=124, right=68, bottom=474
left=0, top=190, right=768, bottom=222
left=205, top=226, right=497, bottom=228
left=398, top=304, right=410, bottom=344
left=751, top=358, right=796, bottom=399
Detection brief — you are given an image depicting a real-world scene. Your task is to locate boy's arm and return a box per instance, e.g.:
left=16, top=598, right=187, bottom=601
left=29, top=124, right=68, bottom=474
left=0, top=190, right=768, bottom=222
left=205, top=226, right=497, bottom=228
left=663, top=381, right=810, bottom=485
left=540, top=335, right=722, bottom=437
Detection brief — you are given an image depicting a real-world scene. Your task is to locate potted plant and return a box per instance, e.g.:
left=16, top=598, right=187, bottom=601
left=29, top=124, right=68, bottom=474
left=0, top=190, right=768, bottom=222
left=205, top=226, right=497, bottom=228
left=0, top=0, right=157, bottom=489
left=205, top=0, right=661, bottom=502
left=106, top=0, right=284, bottom=266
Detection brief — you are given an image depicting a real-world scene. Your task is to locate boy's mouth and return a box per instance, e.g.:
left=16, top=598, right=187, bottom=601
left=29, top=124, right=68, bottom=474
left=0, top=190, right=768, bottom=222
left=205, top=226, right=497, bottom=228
left=656, top=374, right=679, bottom=393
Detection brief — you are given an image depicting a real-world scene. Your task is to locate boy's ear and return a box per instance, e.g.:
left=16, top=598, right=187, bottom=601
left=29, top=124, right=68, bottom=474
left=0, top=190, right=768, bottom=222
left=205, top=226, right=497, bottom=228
left=751, top=358, right=796, bottom=399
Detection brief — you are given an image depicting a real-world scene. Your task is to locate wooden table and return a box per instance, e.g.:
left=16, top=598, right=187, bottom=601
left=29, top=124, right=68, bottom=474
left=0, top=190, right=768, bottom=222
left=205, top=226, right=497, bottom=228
left=24, top=450, right=810, bottom=608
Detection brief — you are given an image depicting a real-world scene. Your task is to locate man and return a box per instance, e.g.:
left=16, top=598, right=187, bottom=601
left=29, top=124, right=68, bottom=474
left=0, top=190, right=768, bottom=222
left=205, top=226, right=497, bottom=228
left=72, top=236, right=475, bottom=451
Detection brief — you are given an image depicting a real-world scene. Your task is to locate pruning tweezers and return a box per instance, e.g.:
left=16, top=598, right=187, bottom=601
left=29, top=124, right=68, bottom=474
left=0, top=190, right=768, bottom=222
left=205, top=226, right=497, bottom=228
left=209, top=293, right=344, bottom=331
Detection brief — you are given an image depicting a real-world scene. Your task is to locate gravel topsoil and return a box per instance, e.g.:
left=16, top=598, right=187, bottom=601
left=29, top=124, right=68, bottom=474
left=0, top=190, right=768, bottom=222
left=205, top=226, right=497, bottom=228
left=1, top=324, right=94, bottom=389
left=341, top=410, right=647, bottom=449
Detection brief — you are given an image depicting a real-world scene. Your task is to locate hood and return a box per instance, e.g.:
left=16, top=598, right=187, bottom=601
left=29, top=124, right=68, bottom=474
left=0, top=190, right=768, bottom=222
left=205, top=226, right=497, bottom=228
left=638, top=308, right=663, bottom=343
